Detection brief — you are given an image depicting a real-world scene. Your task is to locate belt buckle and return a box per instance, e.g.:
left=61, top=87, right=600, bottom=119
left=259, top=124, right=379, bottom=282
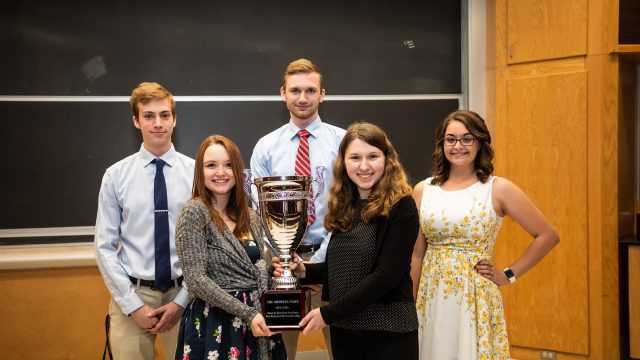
left=152, top=279, right=179, bottom=292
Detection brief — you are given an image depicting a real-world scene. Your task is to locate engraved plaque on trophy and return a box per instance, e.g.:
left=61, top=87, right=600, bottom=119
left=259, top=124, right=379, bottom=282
left=243, top=170, right=324, bottom=330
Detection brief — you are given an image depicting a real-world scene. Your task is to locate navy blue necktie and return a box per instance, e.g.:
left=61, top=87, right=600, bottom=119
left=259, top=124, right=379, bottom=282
left=152, top=159, right=171, bottom=292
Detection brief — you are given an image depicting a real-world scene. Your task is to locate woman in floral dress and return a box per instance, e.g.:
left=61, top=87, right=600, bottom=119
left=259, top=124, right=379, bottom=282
left=410, top=110, right=559, bottom=359
left=175, top=135, right=285, bottom=360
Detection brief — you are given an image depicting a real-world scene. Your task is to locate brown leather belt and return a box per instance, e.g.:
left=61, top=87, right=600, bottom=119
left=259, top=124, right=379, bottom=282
left=129, top=276, right=183, bottom=291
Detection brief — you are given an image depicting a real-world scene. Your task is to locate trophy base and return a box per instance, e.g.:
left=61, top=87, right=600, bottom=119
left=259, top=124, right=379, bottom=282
left=261, top=289, right=306, bottom=331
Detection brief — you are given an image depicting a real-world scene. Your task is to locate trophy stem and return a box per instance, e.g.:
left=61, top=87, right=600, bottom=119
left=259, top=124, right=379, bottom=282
left=280, top=254, right=293, bottom=277
left=273, top=253, right=299, bottom=290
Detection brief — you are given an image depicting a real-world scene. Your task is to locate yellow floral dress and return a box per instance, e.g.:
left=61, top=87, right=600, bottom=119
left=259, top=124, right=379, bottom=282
left=416, top=176, right=510, bottom=359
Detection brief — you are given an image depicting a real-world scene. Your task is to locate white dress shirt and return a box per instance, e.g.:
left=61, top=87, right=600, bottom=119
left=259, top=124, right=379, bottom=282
left=95, top=144, right=194, bottom=314
left=250, top=118, right=345, bottom=262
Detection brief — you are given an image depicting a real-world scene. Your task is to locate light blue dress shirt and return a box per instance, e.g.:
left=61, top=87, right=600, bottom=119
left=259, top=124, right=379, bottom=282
left=95, top=144, right=195, bottom=315
left=250, top=118, right=346, bottom=262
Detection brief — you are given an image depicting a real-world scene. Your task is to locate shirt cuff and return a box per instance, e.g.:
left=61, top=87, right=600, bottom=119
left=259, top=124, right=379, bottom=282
left=242, top=308, right=260, bottom=325
left=318, top=306, right=334, bottom=325
left=120, top=293, right=145, bottom=316
left=172, top=286, right=191, bottom=308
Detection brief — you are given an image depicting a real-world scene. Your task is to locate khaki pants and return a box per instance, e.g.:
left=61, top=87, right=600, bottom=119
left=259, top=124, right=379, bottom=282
left=108, top=285, right=181, bottom=360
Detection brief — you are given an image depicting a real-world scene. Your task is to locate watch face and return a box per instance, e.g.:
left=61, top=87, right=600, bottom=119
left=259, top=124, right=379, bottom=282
left=504, top=268, right=515, bottom=279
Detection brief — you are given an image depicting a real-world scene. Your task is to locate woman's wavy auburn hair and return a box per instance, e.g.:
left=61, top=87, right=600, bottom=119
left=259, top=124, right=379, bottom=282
left=192, top=134, right=251, bottom=239
left=325, top=122, right=412, bottom=233
left=430, top=110, right=494, bottom=185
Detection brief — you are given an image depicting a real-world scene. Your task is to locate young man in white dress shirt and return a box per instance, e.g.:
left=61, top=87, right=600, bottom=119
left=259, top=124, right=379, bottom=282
left=95, top=82, right=194, bottom=360
left=250, top=59, right=345, bottom=359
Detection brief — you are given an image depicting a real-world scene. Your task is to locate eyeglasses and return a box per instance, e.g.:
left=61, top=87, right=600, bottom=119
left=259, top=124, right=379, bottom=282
left=442, top=136, right=476, bottom=147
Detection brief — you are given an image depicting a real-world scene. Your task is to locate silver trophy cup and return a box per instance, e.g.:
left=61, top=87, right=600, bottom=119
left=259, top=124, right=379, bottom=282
left=244, top=172, right=311, bottom=289
left=243, top=168, right=325, bottom=330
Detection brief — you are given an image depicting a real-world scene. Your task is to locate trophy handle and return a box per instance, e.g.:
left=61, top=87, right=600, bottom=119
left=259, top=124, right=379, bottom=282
left=313, top=166, right=326, bottom=199
left=242, top=169, right=279, bottom=256
left=242, top=169, right=260, bottom=213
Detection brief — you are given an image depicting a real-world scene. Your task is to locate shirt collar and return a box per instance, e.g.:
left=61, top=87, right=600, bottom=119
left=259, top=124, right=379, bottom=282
left=286, top=116, right=323, bottom=140
left=138, top=144, right=177, bottom=168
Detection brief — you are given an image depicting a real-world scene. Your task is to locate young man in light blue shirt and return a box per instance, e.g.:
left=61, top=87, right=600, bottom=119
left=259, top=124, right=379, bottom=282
left=95, top=82, right=194, bottom=360
left=250, top=58, right=345, bottom=359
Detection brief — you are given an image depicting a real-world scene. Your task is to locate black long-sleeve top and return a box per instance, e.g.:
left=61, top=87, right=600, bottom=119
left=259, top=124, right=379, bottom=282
left=304, top=195, right=419, bottom=330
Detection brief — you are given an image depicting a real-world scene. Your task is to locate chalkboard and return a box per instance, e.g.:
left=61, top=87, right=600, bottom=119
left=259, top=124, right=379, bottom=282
left=0, top=0, right=461, bottom=95
left=0, top=0, right=462, bottom=245
left=0, top=99, right=457, bottom=240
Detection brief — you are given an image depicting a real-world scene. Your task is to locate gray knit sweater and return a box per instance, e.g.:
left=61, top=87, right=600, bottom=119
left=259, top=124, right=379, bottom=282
left=175, top=198, right=269, bottom=325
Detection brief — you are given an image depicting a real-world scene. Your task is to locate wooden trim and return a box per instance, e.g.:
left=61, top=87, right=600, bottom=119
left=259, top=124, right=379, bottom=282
left=586, top=53, right=620, bottom=360
left=511, top=346, right=588, bottom=360
left=505, top=56, right=586, bottom=79
left=613, top=45, right=640, bottom=53
left=610, top=0, right=620, bottom=51
left=0, top=243, right=95, bottom=270
left=589, top=0, right=617, bottom=55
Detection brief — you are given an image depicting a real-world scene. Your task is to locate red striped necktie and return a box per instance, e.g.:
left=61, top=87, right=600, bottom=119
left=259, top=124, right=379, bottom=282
left=295, top=130, right=316, bottom=224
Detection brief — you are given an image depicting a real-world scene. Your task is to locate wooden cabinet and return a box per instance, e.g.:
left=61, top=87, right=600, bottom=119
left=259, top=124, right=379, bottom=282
left=489, top=0, right=622, bottom=358
left=507, top=0, right=587, bottom=63
left=505, top=68, right=589, bottom=354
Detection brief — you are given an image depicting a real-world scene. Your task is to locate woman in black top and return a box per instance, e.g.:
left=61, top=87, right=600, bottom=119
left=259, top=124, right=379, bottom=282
left=274, top=122, right=419, bottom=359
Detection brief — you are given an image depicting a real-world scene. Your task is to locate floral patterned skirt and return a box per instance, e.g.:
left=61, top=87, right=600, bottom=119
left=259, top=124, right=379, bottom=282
left=415, top=248, right=510, bottom=359
left=175, top=291, right=286, bottom=360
